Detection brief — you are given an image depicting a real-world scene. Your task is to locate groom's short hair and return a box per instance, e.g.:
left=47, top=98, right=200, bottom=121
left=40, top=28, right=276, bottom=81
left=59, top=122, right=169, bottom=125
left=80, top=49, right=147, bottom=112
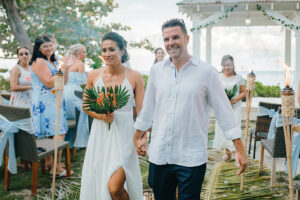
left=162, top=18, right=187, bottom=35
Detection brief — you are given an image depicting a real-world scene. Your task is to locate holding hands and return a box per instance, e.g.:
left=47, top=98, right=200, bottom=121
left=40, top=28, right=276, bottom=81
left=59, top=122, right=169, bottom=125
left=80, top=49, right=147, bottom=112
left=134, top=130, right=147, bottom=156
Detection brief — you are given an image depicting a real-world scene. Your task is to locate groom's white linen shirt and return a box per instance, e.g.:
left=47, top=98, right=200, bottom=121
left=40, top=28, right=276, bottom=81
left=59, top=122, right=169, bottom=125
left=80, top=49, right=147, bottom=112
left=134, top=56, right=241, bottom=167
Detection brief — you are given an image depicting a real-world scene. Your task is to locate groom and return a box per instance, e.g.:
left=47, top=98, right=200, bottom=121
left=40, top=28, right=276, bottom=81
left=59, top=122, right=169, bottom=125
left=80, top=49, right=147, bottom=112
left=134, top=18, right=248, bottom=200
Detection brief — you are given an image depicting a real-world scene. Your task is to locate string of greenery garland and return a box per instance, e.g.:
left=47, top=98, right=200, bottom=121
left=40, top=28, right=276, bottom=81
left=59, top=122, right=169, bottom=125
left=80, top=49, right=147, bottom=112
left=191, top=4, right=300, bottom=31
left=256, top=4, right=300, bottom=31
left=190, top=4, right=239, bottom=31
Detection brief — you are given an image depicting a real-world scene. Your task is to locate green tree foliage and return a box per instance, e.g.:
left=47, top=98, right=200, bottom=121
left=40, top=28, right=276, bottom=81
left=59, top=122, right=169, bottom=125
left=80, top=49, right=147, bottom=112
left=1, top=0, right=129, bottom=67
left=0, top=0, right=153, bottom=68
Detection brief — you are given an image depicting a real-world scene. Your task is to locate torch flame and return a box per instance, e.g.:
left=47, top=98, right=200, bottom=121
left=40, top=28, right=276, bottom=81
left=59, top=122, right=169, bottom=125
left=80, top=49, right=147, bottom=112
left=58, top=61, right=64, bottom=71
left=281, top=62, right=291, bottom=87
left=248, top=67, right=252, bottom=73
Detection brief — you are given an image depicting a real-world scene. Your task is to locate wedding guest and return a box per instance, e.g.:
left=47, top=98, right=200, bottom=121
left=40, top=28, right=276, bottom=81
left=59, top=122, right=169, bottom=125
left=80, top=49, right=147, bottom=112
left=9, top=47, right=32, bottom=107
left=153, top=47, right=165, bottom=64
left=80, top=32, right=144, bottom=200
left=30, top=35, right=71, bottom=177
left=212, top=55, right=246, bottom=161
left=44, top=34, right=62, bottom=60
left=134, top=19, right=248, bottom=199
left=63, top=44, right=89, bottom=148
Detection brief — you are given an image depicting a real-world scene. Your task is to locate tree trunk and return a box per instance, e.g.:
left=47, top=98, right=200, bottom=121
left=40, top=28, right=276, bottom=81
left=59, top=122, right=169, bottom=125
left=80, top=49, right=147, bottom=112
left=1, top=0, right=32, bottom=50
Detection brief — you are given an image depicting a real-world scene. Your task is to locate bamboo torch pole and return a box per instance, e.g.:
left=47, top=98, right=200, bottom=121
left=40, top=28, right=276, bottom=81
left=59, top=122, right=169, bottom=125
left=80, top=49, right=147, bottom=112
left=280, top=64, right=295, bottom=200
left=240, top=71, right=256, bottom=192
left=51, top=68, right=64, bottom=200
left=281, top=87, right=295, bottom=200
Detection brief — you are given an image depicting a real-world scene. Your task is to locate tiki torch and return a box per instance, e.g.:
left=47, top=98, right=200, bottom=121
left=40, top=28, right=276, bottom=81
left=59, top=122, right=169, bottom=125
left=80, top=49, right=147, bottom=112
left=240, top=70, right=256, bottom=192
left=281, top=65, right=295, bottom=200
left=51, top=66, right=64, bottom=200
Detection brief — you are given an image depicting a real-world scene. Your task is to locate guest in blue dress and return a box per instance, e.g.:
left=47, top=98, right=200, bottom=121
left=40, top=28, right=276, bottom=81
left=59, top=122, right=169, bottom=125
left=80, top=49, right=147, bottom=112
left=62, top=44, right=89, bottom=148
left=30, top=35, right=71, bottom=176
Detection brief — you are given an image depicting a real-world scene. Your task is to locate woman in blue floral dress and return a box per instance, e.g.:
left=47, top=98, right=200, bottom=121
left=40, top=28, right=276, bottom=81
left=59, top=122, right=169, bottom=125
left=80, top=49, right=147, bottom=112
left=30, top=35, right=71, bottom=176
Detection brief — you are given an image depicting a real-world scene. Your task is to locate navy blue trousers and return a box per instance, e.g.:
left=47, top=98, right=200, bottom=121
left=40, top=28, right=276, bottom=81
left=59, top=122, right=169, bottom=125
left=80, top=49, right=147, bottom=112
left=148, top=162, right=206, bottom=200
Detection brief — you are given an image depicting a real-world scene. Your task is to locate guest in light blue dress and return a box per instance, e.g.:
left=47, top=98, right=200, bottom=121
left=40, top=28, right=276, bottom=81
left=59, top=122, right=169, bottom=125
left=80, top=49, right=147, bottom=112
left=30, top=35, right=71, bottom=176
left=62, top=44, right=89, bottom=148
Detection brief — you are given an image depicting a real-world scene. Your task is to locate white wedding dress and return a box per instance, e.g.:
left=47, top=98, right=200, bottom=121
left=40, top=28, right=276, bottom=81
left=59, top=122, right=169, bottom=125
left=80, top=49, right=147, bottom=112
left=80, top=69, right=143, bottom=200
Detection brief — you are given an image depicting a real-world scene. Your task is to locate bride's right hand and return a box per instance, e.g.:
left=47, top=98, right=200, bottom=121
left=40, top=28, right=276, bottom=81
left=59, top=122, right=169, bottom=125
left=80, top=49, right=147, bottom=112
left=93, top=113, right=114, bottom=123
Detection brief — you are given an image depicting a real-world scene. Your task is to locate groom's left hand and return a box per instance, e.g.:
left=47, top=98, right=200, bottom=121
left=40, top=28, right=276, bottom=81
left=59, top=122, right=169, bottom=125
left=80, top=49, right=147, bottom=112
left=233, top=138, right=248, bottom=176
left=235, top=150, right=248, bottom=176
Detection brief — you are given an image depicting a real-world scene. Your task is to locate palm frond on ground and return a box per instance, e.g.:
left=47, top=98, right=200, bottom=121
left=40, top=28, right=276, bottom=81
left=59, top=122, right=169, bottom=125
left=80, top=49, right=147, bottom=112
left=201, top=147, right=286, bottom=200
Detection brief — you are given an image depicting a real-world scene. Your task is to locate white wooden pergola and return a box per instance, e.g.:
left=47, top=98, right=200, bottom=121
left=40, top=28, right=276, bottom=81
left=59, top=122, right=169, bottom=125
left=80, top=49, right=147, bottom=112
left=177, top=0, right=300, bottom=100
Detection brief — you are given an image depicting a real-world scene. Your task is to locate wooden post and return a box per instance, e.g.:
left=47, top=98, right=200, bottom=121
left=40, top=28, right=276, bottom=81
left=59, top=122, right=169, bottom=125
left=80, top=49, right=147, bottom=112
left=240, top=90, right=253, bottom=191
left=51, top=69, right=64, bottom=200
left=71, top=147, right=77, bottom=161
left=31, top=162, right=38, bottom=196
left=66, top=147, right=71, bottom=178
left=259, top=145, right=264, bottom=175
left=270, top=158, right=277, bottom=189
left=4, top=155, right=10, bottom=191
left=283, top=115, right=294, bottom=200
left=281, top=87, right=295, bottom=200
left=241, top=71, right=255, bottom=192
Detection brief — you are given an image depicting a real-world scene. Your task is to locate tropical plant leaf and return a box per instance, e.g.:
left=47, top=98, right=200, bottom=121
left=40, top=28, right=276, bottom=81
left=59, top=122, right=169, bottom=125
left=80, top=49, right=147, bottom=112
left=83, top=85, right=130, bottom=114
left=201, top=147, right=286, bottom=200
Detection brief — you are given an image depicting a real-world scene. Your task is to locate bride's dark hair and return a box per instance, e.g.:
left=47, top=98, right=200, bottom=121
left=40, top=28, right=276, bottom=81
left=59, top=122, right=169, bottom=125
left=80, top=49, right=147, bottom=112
left=101, top=32, right=129, bottom=63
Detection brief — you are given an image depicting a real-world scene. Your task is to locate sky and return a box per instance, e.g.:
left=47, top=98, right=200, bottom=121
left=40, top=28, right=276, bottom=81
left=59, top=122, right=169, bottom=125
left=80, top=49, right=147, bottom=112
left=0, top=0, right=296, bottom=75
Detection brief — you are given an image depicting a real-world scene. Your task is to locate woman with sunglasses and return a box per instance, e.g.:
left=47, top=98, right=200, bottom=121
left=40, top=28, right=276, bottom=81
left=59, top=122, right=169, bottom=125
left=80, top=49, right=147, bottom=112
left=9, top=47, right=32, bottom=107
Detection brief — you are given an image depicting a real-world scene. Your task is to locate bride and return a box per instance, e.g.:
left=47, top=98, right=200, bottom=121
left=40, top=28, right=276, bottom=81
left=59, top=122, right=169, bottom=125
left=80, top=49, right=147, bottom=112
left=80, top=32, right=145, bottom=200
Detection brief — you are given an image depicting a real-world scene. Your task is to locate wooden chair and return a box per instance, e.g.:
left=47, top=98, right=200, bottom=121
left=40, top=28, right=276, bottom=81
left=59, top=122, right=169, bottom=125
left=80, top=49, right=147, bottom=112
left=0, top=105, right=71, bottom=196
left=295, top=181, right=300, bottom=200
left=248, top=102, right=281, bottom=159
left=0, top=93, right=11, bottom=101
left=259, top=108, right=300, bottom=187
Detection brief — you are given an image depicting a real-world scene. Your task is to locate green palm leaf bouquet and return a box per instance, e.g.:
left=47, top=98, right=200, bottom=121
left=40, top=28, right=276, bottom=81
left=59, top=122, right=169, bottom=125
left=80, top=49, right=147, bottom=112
left=83, top=85, right=130, bottom=129
left=225, top=84, right=238, bottom=100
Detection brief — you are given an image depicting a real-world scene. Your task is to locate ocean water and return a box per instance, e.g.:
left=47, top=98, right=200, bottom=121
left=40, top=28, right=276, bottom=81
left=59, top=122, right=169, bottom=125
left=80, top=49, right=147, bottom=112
left=140, top=70, right=287, bottom=88
left=0, top=57, right=288, bottom=88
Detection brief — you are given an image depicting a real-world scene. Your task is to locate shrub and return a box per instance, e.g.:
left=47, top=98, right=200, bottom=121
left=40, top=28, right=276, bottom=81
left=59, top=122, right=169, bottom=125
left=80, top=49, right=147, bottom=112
left=253, top=81, right=281, bottom=97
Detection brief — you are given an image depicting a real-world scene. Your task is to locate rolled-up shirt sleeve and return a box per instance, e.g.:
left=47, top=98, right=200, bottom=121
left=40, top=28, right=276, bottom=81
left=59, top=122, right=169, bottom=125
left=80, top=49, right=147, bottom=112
left=134, top=66, right=156, bottom=131
left=207, top=69, right=242, bottom=141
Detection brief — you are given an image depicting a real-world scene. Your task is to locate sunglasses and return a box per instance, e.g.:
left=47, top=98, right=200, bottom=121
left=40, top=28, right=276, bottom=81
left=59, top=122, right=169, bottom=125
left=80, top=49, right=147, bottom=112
left=178, top=18, right=185, bottom=24
left=18, top=52, right=29, bottom=56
